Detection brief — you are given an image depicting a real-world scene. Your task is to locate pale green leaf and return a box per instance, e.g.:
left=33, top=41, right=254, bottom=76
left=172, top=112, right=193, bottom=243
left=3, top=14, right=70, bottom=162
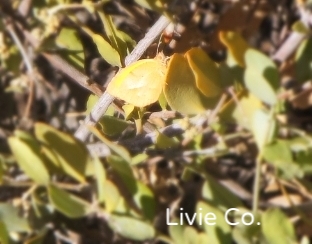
left=262, top=208, right=296, bottom=244
left=0, top=221, right=8, bottom=244
left=89, top=126, right=131, bottom=163
left=8, top=137, right=50, bottom=185
left=252, top=109, right=276, bottom=150
left=108, top=215, right=155, bottom=241
left=244, top=49, right=279, bottom=105
left=48, top=184, right=91, bottom=218
left=196, top=201, right=231, bottom=244
left=35, top=123, right=88, bottom=183
left=91, top=34, right=121, bottom=67
left=0, top=203, right=30, bottom=232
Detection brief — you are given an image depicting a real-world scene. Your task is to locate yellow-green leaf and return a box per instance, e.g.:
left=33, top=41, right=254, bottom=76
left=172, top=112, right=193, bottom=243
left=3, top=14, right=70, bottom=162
left=107, top=215, right=155, bottom=241
left=8, top=137, right=50, bottom=185
left=35, top=123, right=88, bottom=183
left=91, top=34, right=121, bottom=67
left=48, top=184, right=91, bottom=218
left=244, top=49, right=279, bottom=105
left=262, top=208, right=296, bottom=244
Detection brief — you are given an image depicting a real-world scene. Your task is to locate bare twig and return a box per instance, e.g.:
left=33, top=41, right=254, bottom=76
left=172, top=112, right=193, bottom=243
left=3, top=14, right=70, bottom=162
left=74, top=15, right=171, bottom=141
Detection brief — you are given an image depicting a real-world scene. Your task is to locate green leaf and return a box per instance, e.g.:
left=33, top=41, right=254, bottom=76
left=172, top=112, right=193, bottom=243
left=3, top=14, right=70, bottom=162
left=184, top=226, right=200, bottom=244
left=8, top=137, right=50, bottom=185
left=202, top=174, right=243, bottom=211
left=107, top=155, right=135, bottom=185
left=35, top=123, right=88, bottom=183
left=158, top=91, right=168, bottom=110
left=93, top=157, right=107, bottom=203
left=292, top=20, right=310, bottom=34
left=252, top=109, right=276, bottom=150
left=89, top=126, right=131, bottom=163
left=99, top=115, right=130, bottom=136
left=123, top=104, right=136, bottom=120
left=164, top=53, right=218, bottom=114
left=231, top=208, right=261, bottom=244
left=134, top=181, right=155, bottom=220
left=103, top=180, right=121, bottom=213
left=244, top=49, right=279, bottom=105
left=220, top=92, right=263, bottom=130
left=131, top=153, right=148, bottom=165
left=135, top=0, right=165, bottom=12
left=0, top=203, right=30, bottom=232
left=98, top=12, right=135, bottom=60
left=107, top=215, right=155, bottom=241
left=263, top=140, right=303, bottom=179
left=169, top=223, right=186, bottom=244
left=155, top=132, right=179, bottom=149
left=48, top=184, right=91, bottom=218
left=196, top=201, right=231, bottom=244
left=0, top=221, right=8, bottom=244
left=295, top=38, right=312, bottom=83
left=56, top=28, right=85, bottom=71
left=91, top=34, right=121, bottom=67
left=262, top=208, right=296, bottom=244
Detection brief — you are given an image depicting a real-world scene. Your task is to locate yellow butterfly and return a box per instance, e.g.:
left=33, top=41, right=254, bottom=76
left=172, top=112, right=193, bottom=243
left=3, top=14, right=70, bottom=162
left=107, top=58, right=167, bottom=107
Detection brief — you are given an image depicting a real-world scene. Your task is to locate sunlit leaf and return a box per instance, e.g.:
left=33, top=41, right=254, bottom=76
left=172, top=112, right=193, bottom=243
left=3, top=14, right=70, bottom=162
left=262, top=208, right=296, bottom=244
left=164, top=53, right=217, bottom=114
left=0, top=203, right=30, bottom=232
left=8, top=137, right=50, bottom=185
left=196, top=201, right=231, bottom=244
left=244, top=49, right=279, bottom=105
left=91, top=33, right=122, bottom=67
left=252, top=109, right=276, bottom=150
left=0, top=221, right=8, bottom=244
left=155, top=132, right=179, bottom=149
left=107, top=215, right=155, bottom=241
left=35, top=123, right=88, bottom=183
left=185, top=48, right=222, bottom=97
left=48, top=184, right=91, bottom=218
left=219, top=31, right=249, bottom=67
left=263, top=140, right=303, bottom=179
left=56, top=28, right=84, bottom=71
left=89, top=126, right=131, bottom=163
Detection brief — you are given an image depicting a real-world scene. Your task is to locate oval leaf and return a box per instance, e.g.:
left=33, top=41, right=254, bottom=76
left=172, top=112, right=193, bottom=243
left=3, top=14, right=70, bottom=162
left=244, top=49, right=279, bottom=105
left=107, top=215, right=155, bottom=241
left=196, top=201, right=231, bottom=244
left=219, top=31, right=249, bottom=67
left=91, top=34, right=122, bottom=67
left=185, top=47, right=222, bottom=97
left=262, top=208, right=296, bottom=244
left=48, top=184, right=91, bottom=218
left=35, top=123, right=88, bottom=183
left=8, top=137, right=50, bottom=185
left=164, top=53, right=209, bottom=114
